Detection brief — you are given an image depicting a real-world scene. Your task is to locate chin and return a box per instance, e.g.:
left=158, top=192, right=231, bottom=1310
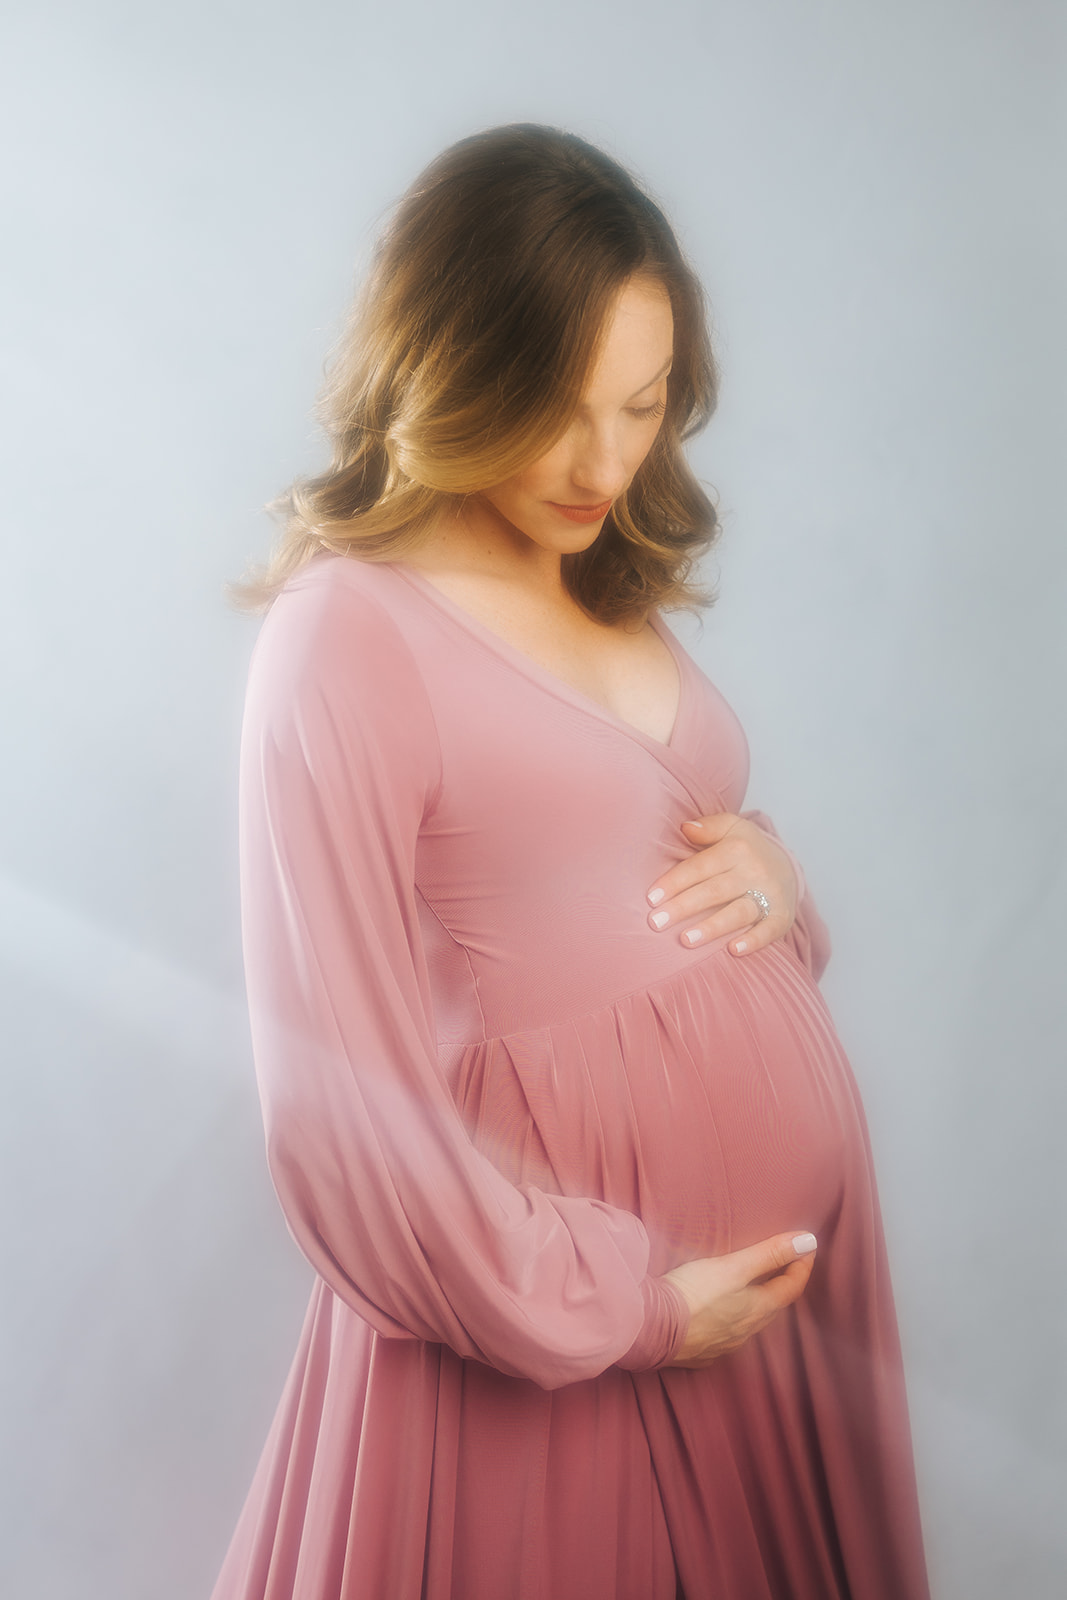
left=537, top=512, right=610, bottom=552
left=545, top=528, right=605, bottom=559
left=510, top=515, right=606, bottom=558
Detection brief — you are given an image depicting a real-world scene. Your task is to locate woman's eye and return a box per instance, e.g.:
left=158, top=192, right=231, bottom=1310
left=629, top=400, right=666, bottom=421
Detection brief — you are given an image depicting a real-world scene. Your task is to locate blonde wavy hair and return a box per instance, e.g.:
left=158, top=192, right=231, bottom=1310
left=234, top=124, right=722, bottom=625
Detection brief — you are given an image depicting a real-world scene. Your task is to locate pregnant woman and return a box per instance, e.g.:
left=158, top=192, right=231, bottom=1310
left=211, top=124, right=930, bottom=1599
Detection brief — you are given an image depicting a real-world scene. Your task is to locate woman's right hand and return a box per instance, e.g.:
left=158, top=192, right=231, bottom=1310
left=662, top=1232, right=818, bottom=1368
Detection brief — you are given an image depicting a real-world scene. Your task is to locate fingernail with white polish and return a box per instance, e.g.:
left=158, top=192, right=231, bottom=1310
left=792, top=1233, right=818, bottom=1256
left=647, top=887, right=665, bottom=906
left=683, top=928, right=703, bottom=946
left=650, top=910, right=670, bottom=930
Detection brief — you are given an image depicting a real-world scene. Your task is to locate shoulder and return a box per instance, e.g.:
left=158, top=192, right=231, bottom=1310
left=245, top=555, right=441, bottom=786
left=259, top=554, right=415, bottom=661
left=248, top=554, right=431, bottom=703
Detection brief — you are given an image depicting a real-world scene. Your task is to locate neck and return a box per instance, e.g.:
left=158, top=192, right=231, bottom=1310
left=425, top=499, right=569, bottom=598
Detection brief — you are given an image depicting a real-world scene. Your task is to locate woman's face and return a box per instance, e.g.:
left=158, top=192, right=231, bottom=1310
left=475, top=274, right=674, bottom=557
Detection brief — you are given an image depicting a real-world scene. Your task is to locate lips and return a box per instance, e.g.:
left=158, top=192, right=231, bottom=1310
left=547, top=499, right=613, bottom=524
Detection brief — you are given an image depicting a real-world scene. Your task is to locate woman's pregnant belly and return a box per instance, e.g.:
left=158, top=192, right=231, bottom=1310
left=452, top=939, right=856, bottom=1274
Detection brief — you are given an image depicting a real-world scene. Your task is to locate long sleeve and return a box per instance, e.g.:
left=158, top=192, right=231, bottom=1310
left=740, top=807, right=833, bottom=984
left=239, top=570, right=687, bottom=1391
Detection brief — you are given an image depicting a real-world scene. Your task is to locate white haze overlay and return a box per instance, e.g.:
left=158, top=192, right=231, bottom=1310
left=1, top=2, right=1064, bottom=1596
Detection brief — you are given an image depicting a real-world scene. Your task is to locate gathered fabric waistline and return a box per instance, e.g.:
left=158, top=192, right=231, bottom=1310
left=456, top=931, right=798, bottom=1053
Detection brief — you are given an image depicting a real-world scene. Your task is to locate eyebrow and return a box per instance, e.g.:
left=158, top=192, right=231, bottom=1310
left=626, top=357, right=673, bottom=402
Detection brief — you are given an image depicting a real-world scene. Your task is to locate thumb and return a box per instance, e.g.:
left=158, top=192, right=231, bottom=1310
left=681, top=812, right=740, bottom=843
left=730, top=1231, right=818, bottom=1286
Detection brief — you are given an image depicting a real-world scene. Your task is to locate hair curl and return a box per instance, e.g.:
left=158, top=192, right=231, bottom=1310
left=233, top=123, right=723, bottom=625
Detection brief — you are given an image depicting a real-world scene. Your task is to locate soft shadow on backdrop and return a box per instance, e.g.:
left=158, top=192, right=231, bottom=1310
left=1, top=3, right=1063, bottom=1597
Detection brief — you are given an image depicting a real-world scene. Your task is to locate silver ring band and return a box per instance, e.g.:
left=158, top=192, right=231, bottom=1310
left=745, top=888, right=771, bottom=921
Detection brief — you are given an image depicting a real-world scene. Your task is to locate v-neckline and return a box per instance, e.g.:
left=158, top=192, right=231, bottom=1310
left=388, top=560, right=690, bottom=755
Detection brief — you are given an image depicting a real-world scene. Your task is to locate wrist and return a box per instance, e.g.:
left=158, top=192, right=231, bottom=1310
left=615, top=1275, right=691, bottom=1370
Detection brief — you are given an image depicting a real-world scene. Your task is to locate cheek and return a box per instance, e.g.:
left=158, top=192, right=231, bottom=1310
left=520, top=449, right=568, bottom=496
left=627, top=427, right=662, bottom=477
left=482, top=472, right=543, bottom=526
left=496, top=452, right=557, bottom=499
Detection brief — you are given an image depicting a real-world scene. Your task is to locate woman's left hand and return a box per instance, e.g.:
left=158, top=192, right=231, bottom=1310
left=645, top=813, right=799, bottom=956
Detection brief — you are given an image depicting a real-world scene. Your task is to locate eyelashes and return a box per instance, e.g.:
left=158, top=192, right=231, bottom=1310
left=629, top=400, right=666, bottom=421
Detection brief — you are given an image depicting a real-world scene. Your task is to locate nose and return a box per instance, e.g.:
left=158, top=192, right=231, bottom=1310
left=568, top=420, right=629, bottom=500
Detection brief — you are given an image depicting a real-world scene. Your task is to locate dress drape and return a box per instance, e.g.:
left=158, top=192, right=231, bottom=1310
left=210, top=553, right=929, bottom=1600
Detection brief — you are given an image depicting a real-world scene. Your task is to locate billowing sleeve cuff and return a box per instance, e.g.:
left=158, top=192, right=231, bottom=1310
left=740, top=806, right=806, bottom=904
left=771, top=839, right=806, bottom=907
left=739, top=807, right=832, bottom=983
left=614, top=1275, right=690, bottom=1371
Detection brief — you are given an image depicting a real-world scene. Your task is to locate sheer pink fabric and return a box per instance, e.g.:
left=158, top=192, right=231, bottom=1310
left=211, top=554, right=929, bottom=1600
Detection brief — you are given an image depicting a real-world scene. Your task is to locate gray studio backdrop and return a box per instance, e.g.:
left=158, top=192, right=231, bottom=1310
left=2, top=2, right=1064, bottom=1597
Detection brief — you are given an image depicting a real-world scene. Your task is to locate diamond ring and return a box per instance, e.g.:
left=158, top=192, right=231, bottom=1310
left=744, top=889, right=771, bottom=921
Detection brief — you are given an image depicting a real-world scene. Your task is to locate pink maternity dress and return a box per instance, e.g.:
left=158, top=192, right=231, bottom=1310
left=210, top=552, right=930, bottom=1600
